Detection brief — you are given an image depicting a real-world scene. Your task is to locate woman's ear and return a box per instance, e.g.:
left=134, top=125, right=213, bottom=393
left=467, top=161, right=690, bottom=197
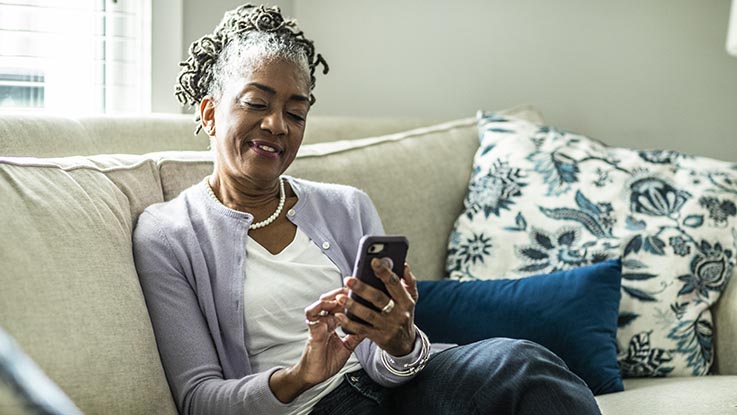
left=200, top=97, right=216, bottom=136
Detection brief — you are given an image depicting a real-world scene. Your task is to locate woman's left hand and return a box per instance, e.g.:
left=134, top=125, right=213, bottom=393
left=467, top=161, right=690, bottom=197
left=336, top=259, right=419, bottom=356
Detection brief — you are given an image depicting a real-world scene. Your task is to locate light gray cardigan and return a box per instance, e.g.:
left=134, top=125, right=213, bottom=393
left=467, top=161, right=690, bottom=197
left=133, top=177, right=420, bottom=415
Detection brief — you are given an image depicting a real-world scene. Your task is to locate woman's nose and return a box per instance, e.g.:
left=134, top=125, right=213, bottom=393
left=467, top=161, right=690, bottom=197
left=261, top=110, right=287, bottom=136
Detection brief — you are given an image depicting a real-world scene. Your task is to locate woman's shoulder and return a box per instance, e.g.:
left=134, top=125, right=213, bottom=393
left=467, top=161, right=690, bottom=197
left=134, top=184, right=203, bottom=237
left=288, top=177, right=373, bottom=205
left=141, top=184, right=198, bottom=217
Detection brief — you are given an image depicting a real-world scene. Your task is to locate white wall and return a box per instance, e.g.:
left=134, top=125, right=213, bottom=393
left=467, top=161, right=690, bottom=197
left=152, top=0, right=183, bottom=113
left=293, top=0, right=737, bottom=161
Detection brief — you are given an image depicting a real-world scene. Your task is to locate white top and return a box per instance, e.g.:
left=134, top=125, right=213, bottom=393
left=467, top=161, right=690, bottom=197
left=243, top=228, right=361, bottom=415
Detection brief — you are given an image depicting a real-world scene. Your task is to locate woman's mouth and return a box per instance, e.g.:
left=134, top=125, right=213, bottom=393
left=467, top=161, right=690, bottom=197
left=249, top=140, right=282, bottom=158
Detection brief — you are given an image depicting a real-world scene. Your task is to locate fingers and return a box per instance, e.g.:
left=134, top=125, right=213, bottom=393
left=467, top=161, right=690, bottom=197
left=304, top=288, right=350, bottom=334
left=338, top=281, right=411, bottom=336
left=336, top=312, right=374, bottom=337
left=319, top=286, right=347, bottom=302
left=305, top=288, right=347, bottom=319
left=343, top=275, right=392, bottom=314
left=304, top=301, right=331, bottom=322
left=369, top=258, right=414, bottom=307
left=342, top=258, right=410, bottom=313
left=341, top=259, right=415, bottom=326
left=335, top=306, right=411, bottom=348
left=338, top=293, right=382, bottom=327
left=401, top=263, right=419, bottom=302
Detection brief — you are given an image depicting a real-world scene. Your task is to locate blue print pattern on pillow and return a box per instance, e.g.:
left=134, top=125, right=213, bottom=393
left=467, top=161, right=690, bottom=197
left=447, top=111, right=737, bottom=377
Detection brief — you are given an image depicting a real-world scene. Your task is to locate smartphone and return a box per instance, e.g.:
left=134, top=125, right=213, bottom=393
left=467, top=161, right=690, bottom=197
left=345, top=235, right=409, bottom=330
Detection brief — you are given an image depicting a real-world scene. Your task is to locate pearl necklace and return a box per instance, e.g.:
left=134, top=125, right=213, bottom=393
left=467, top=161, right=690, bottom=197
left=203, top=176, right=286, bottom=230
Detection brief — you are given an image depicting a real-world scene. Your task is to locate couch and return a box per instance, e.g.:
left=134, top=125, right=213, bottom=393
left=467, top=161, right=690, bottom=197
left=1, top=107, right=736, bottom=414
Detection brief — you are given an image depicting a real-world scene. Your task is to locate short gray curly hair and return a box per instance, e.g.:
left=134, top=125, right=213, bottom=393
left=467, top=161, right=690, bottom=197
left=175, top=4, right=328, bottom=134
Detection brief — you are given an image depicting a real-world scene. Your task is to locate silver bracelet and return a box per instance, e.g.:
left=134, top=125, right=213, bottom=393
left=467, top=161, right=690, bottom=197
left=380, top=327, right=431, bottom=377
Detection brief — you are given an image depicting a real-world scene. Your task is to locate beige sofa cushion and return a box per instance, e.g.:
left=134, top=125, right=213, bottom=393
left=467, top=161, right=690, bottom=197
left=41, top=155, right=166, bottom=223
left=0, top=113, right=91, bottom=157
left=596, top=376, right=737, bottom=414
left=78, top=114, right=209, bottom=155
left=1, top=113, right=449, bottom=157
left=302, top=116, right=449, bottom=144
left=0, top=156, right=175, bottom=414
left=290, top=118, right=480, bottom=280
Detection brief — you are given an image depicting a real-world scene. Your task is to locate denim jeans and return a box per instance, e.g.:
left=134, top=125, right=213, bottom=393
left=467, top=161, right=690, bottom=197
left=310, top=338, right=602, bottom=415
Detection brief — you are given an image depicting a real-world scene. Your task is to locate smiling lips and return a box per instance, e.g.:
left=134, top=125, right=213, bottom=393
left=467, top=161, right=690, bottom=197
left=249, top=140, right=282, bottom=158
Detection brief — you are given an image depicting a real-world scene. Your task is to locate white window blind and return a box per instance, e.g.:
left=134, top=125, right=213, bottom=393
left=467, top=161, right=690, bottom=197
left=0, top=0, right=151, bottom=113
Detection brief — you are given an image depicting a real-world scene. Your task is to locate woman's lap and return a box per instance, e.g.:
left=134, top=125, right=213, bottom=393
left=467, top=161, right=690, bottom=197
left=311, top=338, right=601, bottom=415
left=309, top=369, right=391, bottom=415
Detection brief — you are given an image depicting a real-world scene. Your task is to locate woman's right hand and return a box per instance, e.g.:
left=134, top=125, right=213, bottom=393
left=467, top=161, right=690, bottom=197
left=269, top=287, right=366, bottom=403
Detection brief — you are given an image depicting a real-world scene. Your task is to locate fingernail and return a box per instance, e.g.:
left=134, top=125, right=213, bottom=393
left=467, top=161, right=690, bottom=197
left=344, top=277, right=353, bottom=288
left=371, top=258, right=381, bottom=268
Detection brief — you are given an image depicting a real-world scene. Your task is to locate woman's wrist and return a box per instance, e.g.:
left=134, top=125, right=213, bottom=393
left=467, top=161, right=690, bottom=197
left=390, top=327, right=418, bottom=357
left=269, top=365, right=314, bottom=403
left=380, top=326, right=431, bottom=377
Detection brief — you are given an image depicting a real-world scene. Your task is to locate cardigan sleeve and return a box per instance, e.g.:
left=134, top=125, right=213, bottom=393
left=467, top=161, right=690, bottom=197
left=348, top=191, right=426, bottom=387
left=132, top=210, right=292, bottom=415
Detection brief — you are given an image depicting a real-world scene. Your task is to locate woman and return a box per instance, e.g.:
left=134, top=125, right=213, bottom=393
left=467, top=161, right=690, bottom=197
left=133, top=4, right=601, bottom=414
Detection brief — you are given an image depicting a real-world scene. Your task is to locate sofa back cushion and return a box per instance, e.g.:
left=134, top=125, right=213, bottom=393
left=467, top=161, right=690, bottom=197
left=289, top=119, right=480, bottom=280
left=0, top=156, right=176, bottom=414
left=1, top=113, right=444, bottom=157
left=302, top=116, right=447, bottom=144
left=0, top=114, right=91, bottom=157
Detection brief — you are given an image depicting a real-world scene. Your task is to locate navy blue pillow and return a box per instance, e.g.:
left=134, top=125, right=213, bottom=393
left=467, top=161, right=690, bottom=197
left=415, top=259, right=623, bottom=395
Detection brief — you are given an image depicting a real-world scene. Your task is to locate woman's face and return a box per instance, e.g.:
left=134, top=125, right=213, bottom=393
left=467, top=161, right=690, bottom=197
left=203, top=58, right=311, bottom=186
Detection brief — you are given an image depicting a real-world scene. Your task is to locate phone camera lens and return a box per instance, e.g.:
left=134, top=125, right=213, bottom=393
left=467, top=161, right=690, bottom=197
left=368, top=243, right=384, bottom=254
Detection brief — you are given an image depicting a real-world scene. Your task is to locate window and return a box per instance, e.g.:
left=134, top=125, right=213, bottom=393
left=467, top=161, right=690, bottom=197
left=0, top=0, right=151, bottom=113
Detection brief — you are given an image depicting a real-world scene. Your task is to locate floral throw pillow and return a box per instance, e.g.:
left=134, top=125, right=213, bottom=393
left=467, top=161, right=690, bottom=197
left=446, top=111, right=737, bottom=377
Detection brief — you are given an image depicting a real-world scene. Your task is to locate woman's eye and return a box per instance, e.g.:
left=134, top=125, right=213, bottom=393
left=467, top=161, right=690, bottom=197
left=288, top=112, right=306, bottom=122
left=242, top=101, right=266, bottom=109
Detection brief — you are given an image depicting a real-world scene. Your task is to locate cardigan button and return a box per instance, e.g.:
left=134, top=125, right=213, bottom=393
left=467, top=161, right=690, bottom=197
left=322, top=241, right=330, bottom=250
left=287, top=208, right=296, bottom=217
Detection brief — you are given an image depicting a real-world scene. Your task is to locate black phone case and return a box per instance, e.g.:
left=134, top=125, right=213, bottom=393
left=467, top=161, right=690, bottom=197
left=346, top=235, right=409, bottom=329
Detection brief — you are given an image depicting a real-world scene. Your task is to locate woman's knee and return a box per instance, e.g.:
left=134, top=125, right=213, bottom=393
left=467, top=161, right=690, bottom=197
left=460, top=338, right=565, bottom=369
left=494, top=338, right=567, bottom=367
left=459, top=338, right=598, bottom=413
left=446, top=338, right=587, bottom=392
left=425, top=338, right=558, bottom=384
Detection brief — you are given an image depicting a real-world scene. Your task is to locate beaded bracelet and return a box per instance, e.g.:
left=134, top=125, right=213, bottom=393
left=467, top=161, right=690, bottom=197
left=380, top=327, right=431, bottom=377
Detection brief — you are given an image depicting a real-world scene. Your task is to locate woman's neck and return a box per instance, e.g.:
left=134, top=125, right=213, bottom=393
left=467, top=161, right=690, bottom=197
left=207, top=173, right=283, bottom=214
